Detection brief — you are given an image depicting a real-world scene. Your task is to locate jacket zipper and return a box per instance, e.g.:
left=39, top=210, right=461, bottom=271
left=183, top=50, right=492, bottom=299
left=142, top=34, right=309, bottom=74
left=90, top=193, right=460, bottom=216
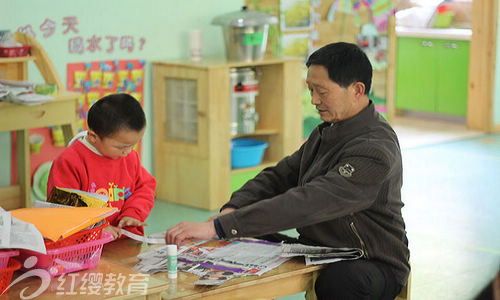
left=350, top=221, right=369, bottom=258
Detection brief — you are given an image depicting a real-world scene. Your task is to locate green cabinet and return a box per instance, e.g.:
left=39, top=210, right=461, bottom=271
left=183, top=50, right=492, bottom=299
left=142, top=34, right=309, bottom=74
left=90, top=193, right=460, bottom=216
left=396, top=37, right=470, bottom=117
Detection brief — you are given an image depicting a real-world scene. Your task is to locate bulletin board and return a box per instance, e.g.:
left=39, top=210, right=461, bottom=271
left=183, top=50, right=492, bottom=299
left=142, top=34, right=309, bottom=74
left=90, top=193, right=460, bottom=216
left=246, top=0, right=397, bottom=138
left=66, top=59, right=145, bottom=159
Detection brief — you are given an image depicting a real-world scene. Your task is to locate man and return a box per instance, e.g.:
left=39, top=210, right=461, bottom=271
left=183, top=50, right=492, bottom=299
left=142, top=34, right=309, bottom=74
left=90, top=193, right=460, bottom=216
left=166, top=42, right=410, bottom=300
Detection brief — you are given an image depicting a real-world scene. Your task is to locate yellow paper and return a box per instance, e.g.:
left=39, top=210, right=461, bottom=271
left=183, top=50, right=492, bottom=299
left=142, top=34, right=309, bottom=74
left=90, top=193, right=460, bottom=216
left=48, top=186, right=108, bottom=208
left=11, top=207, right=117, bottom=242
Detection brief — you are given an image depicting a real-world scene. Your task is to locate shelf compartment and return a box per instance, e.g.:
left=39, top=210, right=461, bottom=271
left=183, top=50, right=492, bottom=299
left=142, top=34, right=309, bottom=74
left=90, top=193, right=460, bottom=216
left=0, top=56, right=36, bottom=63
left=232, top=128, right=279, bottom=138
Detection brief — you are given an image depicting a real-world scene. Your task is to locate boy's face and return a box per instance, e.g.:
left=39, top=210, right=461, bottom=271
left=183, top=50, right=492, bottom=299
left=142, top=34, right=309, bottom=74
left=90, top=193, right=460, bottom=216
left=88, top=128, right=145, bottom=159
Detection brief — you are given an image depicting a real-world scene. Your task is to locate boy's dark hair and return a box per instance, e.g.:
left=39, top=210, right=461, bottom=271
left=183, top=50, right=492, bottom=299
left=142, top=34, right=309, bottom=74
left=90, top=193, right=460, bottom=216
left=87, top=93, right=146, bottom=138
left=306, top=42, right=372, bottom=95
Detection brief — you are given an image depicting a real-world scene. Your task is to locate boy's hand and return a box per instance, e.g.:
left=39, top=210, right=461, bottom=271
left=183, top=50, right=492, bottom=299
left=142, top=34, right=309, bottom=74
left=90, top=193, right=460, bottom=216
left=103, top=225, right=121, bottom=240
left=118, top=216, right=148, bottom=228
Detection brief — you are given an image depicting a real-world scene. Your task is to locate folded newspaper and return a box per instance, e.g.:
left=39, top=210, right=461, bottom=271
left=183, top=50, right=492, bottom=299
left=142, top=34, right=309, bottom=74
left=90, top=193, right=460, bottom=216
left=280, top=243, right=363, bottom=265
left=0, top=207, right=46, bottom=254
left=0, top=79, right=54, bottom=105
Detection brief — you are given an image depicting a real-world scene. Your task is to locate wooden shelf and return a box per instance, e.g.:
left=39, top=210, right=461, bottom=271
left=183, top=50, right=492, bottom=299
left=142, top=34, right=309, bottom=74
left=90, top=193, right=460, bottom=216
left=231, top=160, right=277, bottom=174
left=153, top=57, right=303, bottom=210
left=153, top=56, right=303, bottom=70
left=0, top=32, right=79, bottom=209
left=232, top=129, right=279, bottom=139
left=0, top=56, right=36, bottom=63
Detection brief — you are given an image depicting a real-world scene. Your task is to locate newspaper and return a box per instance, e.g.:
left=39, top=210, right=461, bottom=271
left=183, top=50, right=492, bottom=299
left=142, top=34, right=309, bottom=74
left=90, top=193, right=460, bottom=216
left=0, top=209, right=46, bottom=254
left=134, top=238, right=291, bottom=285
left=0, top=80, right=53, bottom=105
left=280, top=243, right=363, bottom=266
left=0, top=209, right=11, bottom=248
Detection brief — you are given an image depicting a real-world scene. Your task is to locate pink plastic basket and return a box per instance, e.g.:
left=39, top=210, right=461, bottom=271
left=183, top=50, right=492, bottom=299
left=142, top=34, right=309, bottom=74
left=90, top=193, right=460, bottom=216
left=0, top=259, right=21, bottom=294
left=0, top=250, right=19, bottom=269
left=18, top=232, right=113, bottom=277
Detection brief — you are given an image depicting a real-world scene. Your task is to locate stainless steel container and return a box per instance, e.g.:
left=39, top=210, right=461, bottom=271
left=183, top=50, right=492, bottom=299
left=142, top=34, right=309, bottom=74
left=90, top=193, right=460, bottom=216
left=212, top=6, right=278, bottom=62
left=230, top=67, right=259, bottom=135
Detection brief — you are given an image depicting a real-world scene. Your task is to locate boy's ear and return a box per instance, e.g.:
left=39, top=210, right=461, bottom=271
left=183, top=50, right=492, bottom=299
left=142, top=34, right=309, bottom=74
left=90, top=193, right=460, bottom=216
left=87, top=130, right=99, bottom=144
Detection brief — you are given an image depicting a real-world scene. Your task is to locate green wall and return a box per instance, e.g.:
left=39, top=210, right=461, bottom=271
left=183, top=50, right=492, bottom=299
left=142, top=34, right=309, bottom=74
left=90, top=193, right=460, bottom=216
left=0, top=0, right=243, bottom=186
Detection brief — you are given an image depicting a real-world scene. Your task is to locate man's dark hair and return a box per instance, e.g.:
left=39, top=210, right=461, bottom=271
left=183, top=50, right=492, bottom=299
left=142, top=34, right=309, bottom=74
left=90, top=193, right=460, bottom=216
left=306, top=42, right=372, bottom=95
left=87, top=93, right=146, bottom=138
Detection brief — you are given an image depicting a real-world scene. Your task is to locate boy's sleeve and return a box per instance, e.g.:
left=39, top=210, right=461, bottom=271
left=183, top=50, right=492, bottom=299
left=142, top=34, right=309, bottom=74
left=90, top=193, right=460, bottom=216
left=118, top=154, right=156, bottom=222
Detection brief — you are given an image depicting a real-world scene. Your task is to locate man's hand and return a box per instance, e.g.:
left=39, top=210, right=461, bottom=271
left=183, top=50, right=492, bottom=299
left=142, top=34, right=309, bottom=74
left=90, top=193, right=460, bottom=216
left=118, top=216, right=148, bottom=228
left=103, top=225, right=121, bottom=240
left=166, top=221, right=217, bottom=246
left=206, top=207, right=236, bottom=222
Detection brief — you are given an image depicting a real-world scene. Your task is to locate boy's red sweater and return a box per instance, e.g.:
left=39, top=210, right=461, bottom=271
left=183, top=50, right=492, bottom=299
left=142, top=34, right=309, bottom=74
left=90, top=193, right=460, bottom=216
left=47, top=140, right=156, bottom=235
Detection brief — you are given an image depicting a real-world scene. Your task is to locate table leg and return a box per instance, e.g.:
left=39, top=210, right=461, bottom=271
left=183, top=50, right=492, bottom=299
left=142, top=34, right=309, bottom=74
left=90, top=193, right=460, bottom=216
left=145, top=293, right=162, bottom=300
left=61, top=122, right=77, bottom=145
left=305, top=271, right=319, bottom=300
left=16, top=129, right=31, bottom=208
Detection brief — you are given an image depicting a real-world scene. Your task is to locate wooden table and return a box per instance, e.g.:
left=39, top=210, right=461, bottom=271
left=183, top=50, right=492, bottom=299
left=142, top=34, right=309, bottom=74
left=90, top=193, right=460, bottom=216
left=5, top=256, right=169, bottom=300
left=102, top=238, right=323, bottom=300
left=4, top=239, right=321, bottom=300
left=0, top=93, right=79, bottom=210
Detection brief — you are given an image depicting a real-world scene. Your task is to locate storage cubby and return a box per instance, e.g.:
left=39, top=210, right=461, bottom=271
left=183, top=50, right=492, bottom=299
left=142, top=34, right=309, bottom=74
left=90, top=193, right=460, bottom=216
left=153, top=57, right=303, bottom=210
left=0, top=32, right=79, bottom=209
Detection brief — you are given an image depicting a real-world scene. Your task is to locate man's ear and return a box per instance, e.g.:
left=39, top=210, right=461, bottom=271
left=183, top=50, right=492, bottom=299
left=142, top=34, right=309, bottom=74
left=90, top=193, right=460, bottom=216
left=350, top=82, right=366, bottom=98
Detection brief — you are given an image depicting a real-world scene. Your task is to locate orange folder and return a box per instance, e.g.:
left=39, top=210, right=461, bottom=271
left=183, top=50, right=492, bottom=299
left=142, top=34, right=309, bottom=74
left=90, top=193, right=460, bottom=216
left=11, top=207, right=117, bottom=242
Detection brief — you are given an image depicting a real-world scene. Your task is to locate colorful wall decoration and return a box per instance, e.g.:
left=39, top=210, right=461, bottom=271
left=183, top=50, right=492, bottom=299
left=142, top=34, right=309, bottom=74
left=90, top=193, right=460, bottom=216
left=66, top=59, right=146, bottom=155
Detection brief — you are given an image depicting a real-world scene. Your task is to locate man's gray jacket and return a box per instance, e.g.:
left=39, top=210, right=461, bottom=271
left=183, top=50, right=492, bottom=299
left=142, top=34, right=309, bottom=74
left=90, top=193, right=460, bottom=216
left=218, top=101, right=410, bottom=285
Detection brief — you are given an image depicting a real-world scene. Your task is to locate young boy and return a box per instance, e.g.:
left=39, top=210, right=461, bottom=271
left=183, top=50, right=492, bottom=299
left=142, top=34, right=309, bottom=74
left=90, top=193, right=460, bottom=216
left=47, top=93, right=156, bottom=240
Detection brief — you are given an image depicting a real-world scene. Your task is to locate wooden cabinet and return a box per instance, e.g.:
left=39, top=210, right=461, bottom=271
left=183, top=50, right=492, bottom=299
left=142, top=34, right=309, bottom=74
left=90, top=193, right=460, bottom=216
left=153, top=57, right=303, bottom=210
left=0, top=33, right=79, bottom=209
left=395, top=37, right=470, bottom=116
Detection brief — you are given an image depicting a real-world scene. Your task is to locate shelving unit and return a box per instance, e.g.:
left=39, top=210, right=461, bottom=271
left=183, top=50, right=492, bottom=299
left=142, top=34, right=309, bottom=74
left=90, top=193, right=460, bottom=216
left=0, top=32, right=79, bottom=209
left=153, top=57, right=303, bottom=210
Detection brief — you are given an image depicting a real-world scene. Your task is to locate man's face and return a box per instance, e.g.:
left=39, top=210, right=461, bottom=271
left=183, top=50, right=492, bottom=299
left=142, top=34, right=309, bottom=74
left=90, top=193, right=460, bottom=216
left=88, top=127, right=145, bottom=159
left=306, top=64, right=358, bottom=123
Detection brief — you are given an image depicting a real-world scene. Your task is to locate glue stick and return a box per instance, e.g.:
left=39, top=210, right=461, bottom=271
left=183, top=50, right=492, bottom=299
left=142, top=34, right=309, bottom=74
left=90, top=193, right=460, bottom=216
left=167, top=245, right=177, bottom=279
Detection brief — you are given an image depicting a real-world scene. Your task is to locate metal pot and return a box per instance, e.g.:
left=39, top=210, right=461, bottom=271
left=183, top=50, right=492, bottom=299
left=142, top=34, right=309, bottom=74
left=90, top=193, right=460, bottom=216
left=212, top=6, right=278, bottom=62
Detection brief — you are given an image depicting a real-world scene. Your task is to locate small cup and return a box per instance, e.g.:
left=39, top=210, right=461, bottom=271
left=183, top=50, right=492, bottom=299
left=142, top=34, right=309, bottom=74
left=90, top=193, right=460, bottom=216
left=52, top=126, right=65, bottom=147
left=29, top=134, right=44, bottom=154
left=189, top=30, right=202, bottom=62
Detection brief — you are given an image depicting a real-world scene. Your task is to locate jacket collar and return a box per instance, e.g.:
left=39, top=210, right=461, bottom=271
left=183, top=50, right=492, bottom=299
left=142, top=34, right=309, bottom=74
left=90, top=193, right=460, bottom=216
left=318, top=100, right=377, bottom=138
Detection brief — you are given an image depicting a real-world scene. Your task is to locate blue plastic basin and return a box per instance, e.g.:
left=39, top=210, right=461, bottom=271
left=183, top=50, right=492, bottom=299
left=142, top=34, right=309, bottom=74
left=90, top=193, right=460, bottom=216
left=231, top=138, right=268, bottom=169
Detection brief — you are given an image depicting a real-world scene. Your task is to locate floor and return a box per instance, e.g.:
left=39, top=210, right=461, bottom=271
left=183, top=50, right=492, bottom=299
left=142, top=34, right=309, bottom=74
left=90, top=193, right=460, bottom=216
left=145, top=113, right=500, bottom=300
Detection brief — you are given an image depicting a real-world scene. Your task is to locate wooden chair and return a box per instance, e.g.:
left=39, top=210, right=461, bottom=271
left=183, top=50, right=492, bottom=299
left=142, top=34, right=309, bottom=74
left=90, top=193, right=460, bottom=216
left=395, top=270, right=411, bottom=300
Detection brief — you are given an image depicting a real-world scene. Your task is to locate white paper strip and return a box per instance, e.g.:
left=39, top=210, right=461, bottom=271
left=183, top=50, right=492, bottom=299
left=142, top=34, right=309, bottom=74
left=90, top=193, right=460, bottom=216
left=120, top=229, right=165, bottom=244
